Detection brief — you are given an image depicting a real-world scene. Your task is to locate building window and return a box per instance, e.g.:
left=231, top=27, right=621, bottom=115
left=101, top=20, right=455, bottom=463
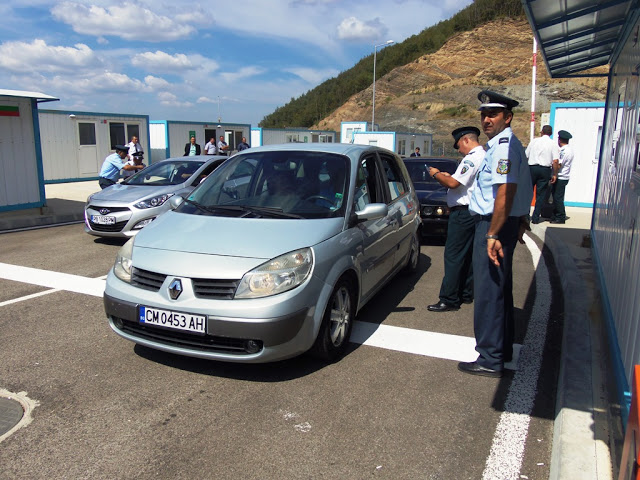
left=78, top=123, right=96, bottom=145
left=286, top=133, right=299, bottom=143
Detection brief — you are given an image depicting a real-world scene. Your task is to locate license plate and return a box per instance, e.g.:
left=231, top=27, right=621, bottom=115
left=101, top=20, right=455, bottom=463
left=139, top=306, right=207, bottom=334
left=91, top=214, right=116, bottom=225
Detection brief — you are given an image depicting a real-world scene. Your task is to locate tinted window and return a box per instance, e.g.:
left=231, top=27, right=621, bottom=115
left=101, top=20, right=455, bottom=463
left=126, top=160, right=204, bottom=186
left=380, top=155, right=407, bottom=201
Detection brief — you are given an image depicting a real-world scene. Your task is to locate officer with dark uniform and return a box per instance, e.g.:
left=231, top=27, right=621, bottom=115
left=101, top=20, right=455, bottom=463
left=427, top=126, right=484, bottom=312
left=458, top=90, right=533, bottom=378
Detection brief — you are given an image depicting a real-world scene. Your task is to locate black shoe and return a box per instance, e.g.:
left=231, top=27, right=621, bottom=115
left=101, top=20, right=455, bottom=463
left=550, top=219, right=565, bottom=224
left=457, top=361, right=503, bottom=378
left=461, top=298, right=473, bottom=304
left=531, top=218, right=540, bottom=224
left=427, top=301, right=459, bottom=312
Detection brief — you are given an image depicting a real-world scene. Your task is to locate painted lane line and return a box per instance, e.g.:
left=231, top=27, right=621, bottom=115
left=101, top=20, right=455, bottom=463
left=0, top=288, right=61, bottom=307
left=482, top=235, right=551, bottom=480
left=0, top=263, right=105, bottom=298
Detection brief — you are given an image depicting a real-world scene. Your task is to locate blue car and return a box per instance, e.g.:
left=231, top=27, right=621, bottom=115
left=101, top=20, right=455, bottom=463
left=104, top=144, right=421, bottom=363
left=403, top=157, right=458, bottom=239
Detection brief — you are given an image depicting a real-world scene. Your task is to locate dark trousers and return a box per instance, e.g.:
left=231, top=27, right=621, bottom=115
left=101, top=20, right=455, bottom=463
left=439, top=207, right=474, bottom=306
left=529, top=164, right=551, bottom=221
left=551, top=179, right=569, bottom=221
left=98, top=177, right=116, bottom=189
left=472, top=215, right=519, bottom=370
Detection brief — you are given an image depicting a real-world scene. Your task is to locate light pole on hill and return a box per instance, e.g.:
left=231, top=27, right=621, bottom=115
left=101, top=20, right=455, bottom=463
left=372, top=40, right=394, bottom=131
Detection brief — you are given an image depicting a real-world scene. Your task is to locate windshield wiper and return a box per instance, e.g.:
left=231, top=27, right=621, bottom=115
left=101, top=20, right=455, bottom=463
left=209, top=204, right=304, bottom=219
left=183, top=198, right=218, bottom=214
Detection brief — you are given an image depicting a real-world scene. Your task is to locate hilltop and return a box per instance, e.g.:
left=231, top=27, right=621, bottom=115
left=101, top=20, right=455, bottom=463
left=311, top=18, right=607, bottom=154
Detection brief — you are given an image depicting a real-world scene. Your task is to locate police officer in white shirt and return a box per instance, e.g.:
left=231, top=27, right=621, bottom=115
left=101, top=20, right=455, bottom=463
left=550, top=130, right=574, bottom=224
left=458, top=90, right=533, bottom=378
left=427, top=126, right=483, bottom=312
left=526, top=125, right=559, bottom=223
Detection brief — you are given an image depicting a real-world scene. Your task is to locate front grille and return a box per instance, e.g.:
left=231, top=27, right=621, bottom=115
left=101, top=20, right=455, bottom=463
left=87, top=205, right=131, bottom=213
left=192, top=278, right=240, bottom=299
left=132, top=267, right=167, bottom=291
left=89, top=220, right=128, bottom=232
left=115, top=317, right=262, bottom=354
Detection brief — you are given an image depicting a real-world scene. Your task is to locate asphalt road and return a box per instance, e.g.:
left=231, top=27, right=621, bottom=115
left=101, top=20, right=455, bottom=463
left=0, top=224, right=562, bottom=480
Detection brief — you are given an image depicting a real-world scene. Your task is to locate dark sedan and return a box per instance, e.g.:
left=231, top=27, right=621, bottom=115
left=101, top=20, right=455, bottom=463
left=403, top=157, right=459, bottom=239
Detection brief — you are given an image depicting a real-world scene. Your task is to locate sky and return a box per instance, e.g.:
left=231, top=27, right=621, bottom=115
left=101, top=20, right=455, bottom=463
left=0, top=0, right=472, bottom=127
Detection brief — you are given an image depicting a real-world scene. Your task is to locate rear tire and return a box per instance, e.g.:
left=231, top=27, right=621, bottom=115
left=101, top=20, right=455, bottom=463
left=309, top=277, right=355, bottom=362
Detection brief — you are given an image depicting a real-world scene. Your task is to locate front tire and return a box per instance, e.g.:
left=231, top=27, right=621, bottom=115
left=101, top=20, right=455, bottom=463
left=309, top=277, right=355, bottom=362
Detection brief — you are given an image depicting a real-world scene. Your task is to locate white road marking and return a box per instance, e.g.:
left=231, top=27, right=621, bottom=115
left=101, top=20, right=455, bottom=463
left=0, top=262, right=106, bottom=298
left=482, top=235, right=550, bottom=480
left=0, top=288, right=61, bottom=307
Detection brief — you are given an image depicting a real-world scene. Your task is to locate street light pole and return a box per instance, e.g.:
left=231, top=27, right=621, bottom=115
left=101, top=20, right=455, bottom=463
left=372, top=40, right=394, bottom=131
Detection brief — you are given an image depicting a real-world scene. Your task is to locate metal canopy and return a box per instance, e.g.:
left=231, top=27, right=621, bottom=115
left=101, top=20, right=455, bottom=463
left=522, top=0, right=638, bottom=77
left=0, top=88, right=59, bottom=103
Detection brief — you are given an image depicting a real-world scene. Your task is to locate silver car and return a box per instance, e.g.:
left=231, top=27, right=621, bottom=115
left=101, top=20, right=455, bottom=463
left=84, top=155, right=226, bottom=237
left=104, top=144, right=421, bottom=363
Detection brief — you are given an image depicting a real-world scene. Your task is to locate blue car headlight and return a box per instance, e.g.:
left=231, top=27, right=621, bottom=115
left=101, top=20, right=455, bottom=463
left=134, top=193, right=174, bottom=209
left=235, top=248, right=313, bottom=299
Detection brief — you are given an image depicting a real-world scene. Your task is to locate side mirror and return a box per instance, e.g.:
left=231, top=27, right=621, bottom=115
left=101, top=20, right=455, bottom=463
left=351, top=203, right=388, bottom=224
left=169, top=195, right=184, bottom=209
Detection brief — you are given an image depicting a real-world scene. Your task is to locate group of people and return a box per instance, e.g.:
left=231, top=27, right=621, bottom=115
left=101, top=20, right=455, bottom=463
left=426, top=89, right=574, bottom=378
left=187, top=135, right=250, bottom=156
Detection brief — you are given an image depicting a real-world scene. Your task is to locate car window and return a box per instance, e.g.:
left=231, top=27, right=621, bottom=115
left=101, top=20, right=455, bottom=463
left=126, top=160, right=204, bottom=186
left=355, top=155, right=385, bottom=210
left=185, top=151, right=349, bottom=219
left=379, top=154, right=407, bottom=201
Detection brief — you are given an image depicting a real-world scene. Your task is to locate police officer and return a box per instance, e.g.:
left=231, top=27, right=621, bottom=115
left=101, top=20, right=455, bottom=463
left=427, top=126, right=484, bottom=312
left=98, top=145, right=139, bottom=189
left=458, top=90, right=533, bottom=378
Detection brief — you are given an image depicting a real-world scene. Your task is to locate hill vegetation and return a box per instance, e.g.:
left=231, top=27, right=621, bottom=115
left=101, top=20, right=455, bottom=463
left=259, top=0, right=524, bottom=128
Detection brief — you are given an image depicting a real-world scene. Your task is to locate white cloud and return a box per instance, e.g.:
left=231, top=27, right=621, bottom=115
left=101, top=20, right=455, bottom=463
left=219, top=66, right=266, bottom=83
left=51, top=2, right=196, bottom=42
left=284, top=67, right=340, bottom=85
left=0, top=39, right=98, bottom=73
left=132, top=51, right=194, bottom=72
left=158, top=92, right=193, bottom=108
left=144, top=75, right=171, bottom=90
left=336, top=16, right=388, bottom=42
left=196, top=97, right=216, bottom=104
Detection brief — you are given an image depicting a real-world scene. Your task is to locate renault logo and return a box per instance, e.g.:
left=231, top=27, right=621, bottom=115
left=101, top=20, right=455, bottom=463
left=168, top=279, right=183, bottom=300
left=99, top=208, right=111, bottom=215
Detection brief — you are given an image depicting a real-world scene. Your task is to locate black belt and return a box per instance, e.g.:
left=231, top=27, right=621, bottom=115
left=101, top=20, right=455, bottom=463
left=450, top=205, right=469, bottom=211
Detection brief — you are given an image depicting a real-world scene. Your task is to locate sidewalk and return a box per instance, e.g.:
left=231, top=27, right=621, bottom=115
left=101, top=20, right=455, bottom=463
left=0, top=188, right=622, bottom=477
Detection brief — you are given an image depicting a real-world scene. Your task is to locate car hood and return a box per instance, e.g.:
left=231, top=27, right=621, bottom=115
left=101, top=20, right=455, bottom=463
left=134, top=210, right=345, bottom=259
left=88, top=183, right=182, bottom=203
left=414, top=184, right=447, bottom=204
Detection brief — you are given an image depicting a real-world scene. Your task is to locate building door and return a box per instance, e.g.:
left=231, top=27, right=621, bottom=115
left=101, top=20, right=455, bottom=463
left=77, top=122, right=98, bottom=175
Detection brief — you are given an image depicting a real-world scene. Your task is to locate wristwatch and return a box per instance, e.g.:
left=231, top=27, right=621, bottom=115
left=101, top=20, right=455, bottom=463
left=432, top=171, right=439, bottom=178
left=485, top=234, right=499, bottom=240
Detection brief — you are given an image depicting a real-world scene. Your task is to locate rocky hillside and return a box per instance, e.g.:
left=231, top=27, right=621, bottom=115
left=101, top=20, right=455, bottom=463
left=312, top=18, right=608, bottom=155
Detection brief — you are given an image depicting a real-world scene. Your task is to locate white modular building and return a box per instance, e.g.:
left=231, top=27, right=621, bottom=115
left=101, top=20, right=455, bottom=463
left=38, top=110, right=150, bottom=183
left=549, top=102, right=620, bottom=207
left=151, top=121, right=251, bottom=160
left=352, top=130, right=433, bottom=156
left=250, top=127, right=336, bottom=147
left=0, top=89, right=59, bottom=211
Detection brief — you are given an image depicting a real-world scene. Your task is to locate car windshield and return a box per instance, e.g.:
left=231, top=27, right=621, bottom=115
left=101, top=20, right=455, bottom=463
left=124, top=160, right=204, bottom=186
left=405, top=160, right=457, bottom=184
left=181, top=151, right=350, bottom=219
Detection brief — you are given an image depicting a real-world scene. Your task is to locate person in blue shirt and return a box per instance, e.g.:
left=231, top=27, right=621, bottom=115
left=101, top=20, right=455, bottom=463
left=237, top=137, right=250, bottom=151
left=98, top=145, right=139, bottom=189
left=458, top=90, right=533, bottom=378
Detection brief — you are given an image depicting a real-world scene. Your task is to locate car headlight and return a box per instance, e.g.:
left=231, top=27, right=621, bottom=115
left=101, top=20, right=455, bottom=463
left=134, top=193, right=174, bottom=209
left=113, top=238, right=135, bottom=283
left=235, top=248, right=313, bottom=299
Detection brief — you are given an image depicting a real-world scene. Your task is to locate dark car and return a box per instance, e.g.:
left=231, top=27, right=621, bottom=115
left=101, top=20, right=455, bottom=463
left=403, top=157, right=459, bottom=239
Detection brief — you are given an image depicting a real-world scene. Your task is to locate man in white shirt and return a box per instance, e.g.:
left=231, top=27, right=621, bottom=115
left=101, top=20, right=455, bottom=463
left=426, top=126, right=483, bottom=312
left=525, top=125, right=559, bottom=224
left=217, top=135, right=229, bottom=156
left=550, top=130, right=574, bottom=224
left=204, top=137, right=216, bottom=155
left=124, top=135, right=144, bottom=178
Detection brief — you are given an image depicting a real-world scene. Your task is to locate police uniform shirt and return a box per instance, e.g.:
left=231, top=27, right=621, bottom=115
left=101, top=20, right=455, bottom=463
left=469, top=127, right=532, bottom=217
left=525, top=134, right=559, bottom=167
left=127, top=141, right=141, bottom=158
left=447, top=145, right=484, bottom=207
left=558, top=144, right=574, bottom=180
left=99, top=152, right=125, bottom=181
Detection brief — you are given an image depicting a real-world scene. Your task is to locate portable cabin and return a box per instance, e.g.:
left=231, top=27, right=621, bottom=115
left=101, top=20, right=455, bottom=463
left=38, top=110, right=150, bottom=182
left=249, top=127, right=336, bottom=147
left=151, top=120, right=251, bottom=160
left=352, top=130, right=433, bottom=156
left=0, top=89, right=59, bottom=211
